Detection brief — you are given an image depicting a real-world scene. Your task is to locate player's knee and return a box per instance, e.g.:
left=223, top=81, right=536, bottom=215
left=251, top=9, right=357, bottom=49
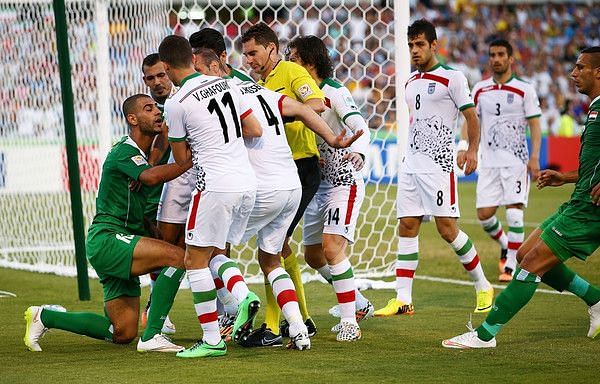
left=438, top=227, right=457, bottom=243
left=258, top=253, right=280, bottom=275
left=167, top=249, right=185, bottom=269
left=112, top=324, right=137, bottom=344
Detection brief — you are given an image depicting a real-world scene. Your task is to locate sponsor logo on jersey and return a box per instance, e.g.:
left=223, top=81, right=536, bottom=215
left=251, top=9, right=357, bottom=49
left=551, top=226, right=563, bottom=237
left=428, top=82, right=436, bottom=94
left=298, top=84, right=313, bottom=99
left=131, top=155, right=148, bottom=166
left=507, top=93, right=514, bottom=104
left=589, top=111, right=598, bottom=121
left=187, top=232, right=193, bottom=240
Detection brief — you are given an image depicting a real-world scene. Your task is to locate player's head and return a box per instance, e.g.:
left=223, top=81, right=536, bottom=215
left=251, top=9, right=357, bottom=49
left=286, top=35, right=333, bottom=81
left=193, top=48, right=227, bottom=77
left=122, top=94, right=162, bottom=135
left=488, top=39, right=514, bottom=76
left=189, top=28, right=228, bottom=65
left=142, top=53, right=172, bottom=102
left=241, top=23, right=279, bottom=76
left=407, top=19, right=438, bottom=69
left=571, top=46, right=600, bottom=97
left=158, top=35, right=193, bottom=84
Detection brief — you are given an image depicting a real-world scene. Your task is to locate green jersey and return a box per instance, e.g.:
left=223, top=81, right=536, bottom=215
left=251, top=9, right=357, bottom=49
left=571, top=96, right=600, bottom=206
left=92, top=136, right=151, bottom=234
left=227, top=65, right=254, bottom=82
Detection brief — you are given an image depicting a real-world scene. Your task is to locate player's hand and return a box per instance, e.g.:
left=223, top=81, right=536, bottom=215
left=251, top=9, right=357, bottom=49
left=590, top=182, right=600, bottom=206
left=463, top=149, right=478, bottom=176
left=457, top=150, right=467, bottom=170
left=537, top=169, right=564, bottom=189
left=318, top=157, right=325, bottom=168
left=528, top=157, right=540, bottom=181
left=343, top=152, right=365, bottom=171
left=129, top=180, right=142, bottom=192
left=327, top=128, right=363, bottom=149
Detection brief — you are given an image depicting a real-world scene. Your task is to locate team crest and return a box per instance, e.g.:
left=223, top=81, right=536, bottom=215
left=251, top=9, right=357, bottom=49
left=428, top=82, right=436, bottom=94
left=507, top=93, right=514, bottom=104
left=589, top=111, right=598, bottom=121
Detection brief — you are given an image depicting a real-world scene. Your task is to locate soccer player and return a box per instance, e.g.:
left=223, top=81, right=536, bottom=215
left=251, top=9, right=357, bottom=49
left=463, top=40, right=541, bottom=282
left=443, top=47, right=600, bottom=349
left=286, top=35, right=373, bottom=340
left=159, top=35, right=262, bottom=358
left=240, top=22, right=325, bottom=345
left=24, top=94, right=192, bottom=353
left=375, top=19, right=493, bottom=317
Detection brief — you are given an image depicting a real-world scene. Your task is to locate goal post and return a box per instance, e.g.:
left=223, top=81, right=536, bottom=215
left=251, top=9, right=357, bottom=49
left=0, top=0, right=409, bottom=284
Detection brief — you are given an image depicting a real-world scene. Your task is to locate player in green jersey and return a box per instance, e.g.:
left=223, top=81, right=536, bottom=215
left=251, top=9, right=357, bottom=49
left=24, top=94, right=191, bottom=353
left=443, top=47, right=600, bottom=349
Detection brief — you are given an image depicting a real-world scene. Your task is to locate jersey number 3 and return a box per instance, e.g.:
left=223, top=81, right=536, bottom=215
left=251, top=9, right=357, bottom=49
left=208, top=92, right=242, bottom=144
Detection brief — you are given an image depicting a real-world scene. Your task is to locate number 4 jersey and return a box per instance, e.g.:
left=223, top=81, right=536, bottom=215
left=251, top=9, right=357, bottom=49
left=472, top=75, right=541, bottom=168
left=403, top=63, right=474, bottom=174
left=165, top=73, right=257, bottom=192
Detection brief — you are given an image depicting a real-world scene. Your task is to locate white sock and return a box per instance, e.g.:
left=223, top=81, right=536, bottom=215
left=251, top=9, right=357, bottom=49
left=396, top=236, right=419, bottom=303
left=449, top=231, right=490, bottom=291
left=209, top=254, right=249, bottom=302
left=187, top=268, right=220, bottom=345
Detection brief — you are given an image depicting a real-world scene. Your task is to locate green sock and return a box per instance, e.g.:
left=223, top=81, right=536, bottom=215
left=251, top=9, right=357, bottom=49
left=476, top=268, right=540, bottom=341
left=542, top=263, right=600, bottom=306
left=41, top=309, right=113, bottom=341
left=141, top=267, right=185, bottom=341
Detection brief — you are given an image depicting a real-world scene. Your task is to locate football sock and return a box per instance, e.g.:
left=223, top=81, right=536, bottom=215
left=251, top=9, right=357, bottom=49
left=264, top=277, right=281, bottom=334
left=396, top=236, right=419, bottom=303
left=141, top=266, right=184, bottom=342
left=211, top=267, right=238, bottom=314
left=449, top=230, right=490, bottom=291
left=506, top=208, right=524, bottom=272
left=317, top=264, right=370, bottom=309
left=479, top=216, right=508, bottom=251
left=188, top=268, right=220, bottom=345
left=267, top=268, right=303, bottom=333
left=542, top=263, right=600, bottom=306
left=41, top=309, right=113, bottom=341
left=210, top=254, right=249, bottom=303
left=330, top=258, right=357, bottom=325
left=284, top=253, right=311, bottom=321
left=477, top=267, right=539, bottom=341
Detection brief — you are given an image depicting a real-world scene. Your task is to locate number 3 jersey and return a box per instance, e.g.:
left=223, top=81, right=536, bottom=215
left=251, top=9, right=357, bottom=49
left=165, top=73, right=257, bottom=192
left=403, top=63, right=474, bottom=174
left=472, top=75, right=541, bottom=168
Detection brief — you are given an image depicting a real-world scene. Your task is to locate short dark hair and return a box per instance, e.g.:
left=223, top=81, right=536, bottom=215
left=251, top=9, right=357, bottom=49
left=489, top=39, right=513, bottom=57
left=287, top=35, right=333, bottom=80
left=241, top=22, right=279, bottom=52
left=122, top=94, right=150, bottom=119
left=189, top=28, right=226, bottom=55
left=581, top=46, right=600, bottom=69
left=194, top=48, right=227, bottom=73
left=142, top=53, right=160, bottom=73
left=159, top=35, right=192, bottom=69
left=407, top=19, right=437, bottom=43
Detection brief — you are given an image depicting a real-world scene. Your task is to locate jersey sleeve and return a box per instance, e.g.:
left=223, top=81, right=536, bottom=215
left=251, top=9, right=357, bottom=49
left=165, top=99, right=187, bottom=142
left=524, top=85, right=542, bottom=119
left=289, top=65, right=324, bottom=102
left=331, top=87, right=370, bottom=156
left=471, top=82, right=483, bottom=116
left=449, top=71, right=475, bottom=111
left=113, top=147, right=152, bottom=181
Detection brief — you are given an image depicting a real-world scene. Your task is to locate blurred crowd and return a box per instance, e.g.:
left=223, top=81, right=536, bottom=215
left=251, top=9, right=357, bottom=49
left=1, top=1, right=598, bottom=140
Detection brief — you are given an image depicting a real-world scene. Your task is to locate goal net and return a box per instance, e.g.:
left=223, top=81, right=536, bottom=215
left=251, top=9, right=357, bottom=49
left=0, top=0, right=404, bottom=283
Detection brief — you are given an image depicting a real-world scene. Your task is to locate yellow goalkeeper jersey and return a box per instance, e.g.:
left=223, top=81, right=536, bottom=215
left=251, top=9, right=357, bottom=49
left=258, top=60, right=324, bottom=160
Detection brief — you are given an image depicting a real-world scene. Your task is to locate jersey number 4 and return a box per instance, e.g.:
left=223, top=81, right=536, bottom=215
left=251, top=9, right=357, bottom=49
left=208, top=92, right=242, bottom=144
left=257, top=95, right=281, bottom=135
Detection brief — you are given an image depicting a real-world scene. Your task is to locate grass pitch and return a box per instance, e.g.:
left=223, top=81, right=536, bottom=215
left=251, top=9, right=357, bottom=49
left=1, top=182, right=598, bottom=383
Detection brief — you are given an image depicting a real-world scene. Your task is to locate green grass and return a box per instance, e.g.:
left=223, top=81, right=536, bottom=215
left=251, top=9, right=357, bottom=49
left=1, top=182, right=598, bottom=383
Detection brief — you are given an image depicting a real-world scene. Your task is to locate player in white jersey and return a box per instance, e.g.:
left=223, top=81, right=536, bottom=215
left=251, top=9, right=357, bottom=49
left=461, top=40, right=541, bottom=282
left=376, top=19, right=493, bottom=317
left=286, top=36, right=373, bottom=340
left=159, top=35, right=263, bottom=359
left=193, top=48, right=365, bottom=347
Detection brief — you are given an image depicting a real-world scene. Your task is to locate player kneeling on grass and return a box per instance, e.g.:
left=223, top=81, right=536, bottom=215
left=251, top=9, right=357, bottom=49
left=24, top=94, right=192, bottom=353
left=443, top=47, right=600, bottom=349
left=286, top=36, right=373, bottom=341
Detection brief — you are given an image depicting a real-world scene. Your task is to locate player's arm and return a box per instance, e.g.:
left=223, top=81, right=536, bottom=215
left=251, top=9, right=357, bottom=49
left=537, top=169, right=578, bottom=189
left=591, top=182, right=600, bottom=206
left=148, top=123, right=169, bottom=166
left=305, top=98, right=325, bottom=114
left=241, top=110, right=262, bottom=138
left=460, top=107, right=480, bottom=175
left=527, top=117, right=542, bottom=181
left=281, top=96, right=362, bottom=148
left=290, top=65, right=325, bottom=113
left=332, top=87, right=370, bottom=170
left=138, top=160, right=191, bottom=186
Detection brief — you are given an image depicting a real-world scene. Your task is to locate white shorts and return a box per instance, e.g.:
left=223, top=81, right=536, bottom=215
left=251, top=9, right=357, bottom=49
left=303, top=181, right=365, bottom=246
left=185, top=189, right=256, bottom=249
left=396, top=171, right=460, bottom=218
left=476, top=165, right=529, bottom=208
left=240, top=188, right=301, bottom=254
left=156, top=170, right=195, bottom=224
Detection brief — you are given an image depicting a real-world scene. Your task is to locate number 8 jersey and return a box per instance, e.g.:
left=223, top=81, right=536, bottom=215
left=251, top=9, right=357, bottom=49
left=165, top=73, right=257, bottom=192
left=403, top=63, right=474, bottom=174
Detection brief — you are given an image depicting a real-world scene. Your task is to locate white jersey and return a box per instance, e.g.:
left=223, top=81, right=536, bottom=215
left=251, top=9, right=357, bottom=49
left=234, top=80, right=301, bottom=191
left=165, top=73, right=256, bottom=192
left=319, top=78, right=370, bottom=187
left=472, top=75, right=541, bottom=167
left=403, top=63, right=474, bottom=174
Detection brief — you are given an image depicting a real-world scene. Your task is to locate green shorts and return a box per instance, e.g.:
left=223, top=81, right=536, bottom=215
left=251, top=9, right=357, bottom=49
left=86, top=224, right=142, bottom=302
left=540, top=201, right=600, bottom=262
